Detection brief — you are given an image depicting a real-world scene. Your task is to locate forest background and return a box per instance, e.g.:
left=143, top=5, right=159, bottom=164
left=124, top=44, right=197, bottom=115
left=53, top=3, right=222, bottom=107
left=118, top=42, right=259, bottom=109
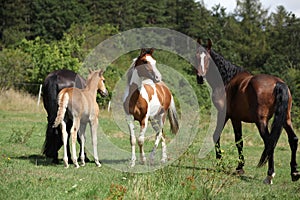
left=1, top=0, right=300, bottom=125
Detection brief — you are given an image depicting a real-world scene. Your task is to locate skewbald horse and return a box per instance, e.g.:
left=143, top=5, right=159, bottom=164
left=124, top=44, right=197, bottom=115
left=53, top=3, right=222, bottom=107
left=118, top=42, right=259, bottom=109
left=196, top=39, right=300, bottom=184
left=123, top=48, right=179, bottom=167
left=53, top=69, right=108, bottom=168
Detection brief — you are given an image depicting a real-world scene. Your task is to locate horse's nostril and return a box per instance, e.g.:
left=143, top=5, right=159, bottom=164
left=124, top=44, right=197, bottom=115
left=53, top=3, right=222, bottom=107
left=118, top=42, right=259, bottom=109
left=197, top=75, right=204, bottom=84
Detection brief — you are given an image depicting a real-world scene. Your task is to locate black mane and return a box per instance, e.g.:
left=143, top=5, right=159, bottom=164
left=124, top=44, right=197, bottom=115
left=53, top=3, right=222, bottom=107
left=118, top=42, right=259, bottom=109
left=210, top=49, right=246, bottom=85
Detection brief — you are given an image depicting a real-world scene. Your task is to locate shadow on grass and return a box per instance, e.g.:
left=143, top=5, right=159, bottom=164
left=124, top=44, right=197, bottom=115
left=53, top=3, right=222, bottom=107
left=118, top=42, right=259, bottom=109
left=170, top=163, right=258, bottom=182
left=14, top=154, right=54, bottom=166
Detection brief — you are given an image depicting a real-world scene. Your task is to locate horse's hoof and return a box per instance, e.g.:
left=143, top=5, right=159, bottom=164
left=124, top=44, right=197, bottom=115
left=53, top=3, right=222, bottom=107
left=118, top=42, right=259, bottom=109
left=64, top=164, right=69, bottom=169
left=74, top=163, right=80, bottom=168
left=129, top=163, right=135, bottom=168
left=235, top=168, right=245, bottom=175
left=52, top=158, right=59, bottom=164
left=95, top=161, right=101, bottom=167
left=80, top=162, right=86, bottom=167
left=291, top=171, right=300, bottom=182
left=140, top=158, right=146, bottom=165
left=161, top=157, right=167, bottom=164
left=263, top=173, right=275, bottom=185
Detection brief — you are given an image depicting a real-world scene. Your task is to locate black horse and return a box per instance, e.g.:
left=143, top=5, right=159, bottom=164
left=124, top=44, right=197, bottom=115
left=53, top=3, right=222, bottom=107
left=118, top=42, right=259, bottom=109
left=42, top=69, right=87, bottom=164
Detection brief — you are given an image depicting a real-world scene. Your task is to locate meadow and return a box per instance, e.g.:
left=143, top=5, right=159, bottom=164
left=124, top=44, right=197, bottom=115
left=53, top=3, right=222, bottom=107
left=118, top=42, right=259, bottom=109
left=0, top=89, right=300, bottom=200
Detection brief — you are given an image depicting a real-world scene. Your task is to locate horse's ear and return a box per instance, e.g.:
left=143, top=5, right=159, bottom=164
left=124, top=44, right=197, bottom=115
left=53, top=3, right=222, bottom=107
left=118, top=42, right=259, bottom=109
left=197, top=38, right=202, bottom=45
left=140, top=48, right=146, bottom=56
left=88, top=68, right=92, bottom=73
left=149, top=48, right=154, bottom=55
left=207, top=39, right=212, bottom=51
left=99, top=69, right=104, bottom=76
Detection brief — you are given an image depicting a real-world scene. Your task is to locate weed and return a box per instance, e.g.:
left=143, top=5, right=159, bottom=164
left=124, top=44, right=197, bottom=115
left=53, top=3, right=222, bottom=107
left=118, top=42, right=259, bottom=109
left=9, top=125, right=34, bottom=144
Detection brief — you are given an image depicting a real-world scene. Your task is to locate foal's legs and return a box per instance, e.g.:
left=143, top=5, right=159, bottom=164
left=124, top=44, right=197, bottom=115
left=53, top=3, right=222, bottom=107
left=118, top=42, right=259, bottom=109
left=61, top=121, right=69, bottom=168
left=70, top=118, right=80, bottom=168
left=284, top=121, right=300, bottom=181
left=231, top=120, right=245, bottom=174
left=90, top=119, right=101, bottom=167
left=79, top=123, right=87, bottom=166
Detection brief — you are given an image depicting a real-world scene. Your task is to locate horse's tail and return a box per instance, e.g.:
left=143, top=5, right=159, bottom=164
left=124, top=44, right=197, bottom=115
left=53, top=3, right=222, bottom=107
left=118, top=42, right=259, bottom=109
left=42, top=74, right=61, bottom=157
left=257, top=82, right=289, bottom=167
left=52, top=90, right=69, bottom=128
left=168, top=96, right=179, bottom=134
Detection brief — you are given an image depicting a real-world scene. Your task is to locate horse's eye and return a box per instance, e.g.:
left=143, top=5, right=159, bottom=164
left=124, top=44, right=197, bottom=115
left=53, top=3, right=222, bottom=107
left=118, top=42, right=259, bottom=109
left=103, top=80, right=105, bottom=84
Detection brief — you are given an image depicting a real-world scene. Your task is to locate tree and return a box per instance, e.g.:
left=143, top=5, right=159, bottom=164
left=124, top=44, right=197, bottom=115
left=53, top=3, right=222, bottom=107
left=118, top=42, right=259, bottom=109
left=232, top=0, right=269, bottom=71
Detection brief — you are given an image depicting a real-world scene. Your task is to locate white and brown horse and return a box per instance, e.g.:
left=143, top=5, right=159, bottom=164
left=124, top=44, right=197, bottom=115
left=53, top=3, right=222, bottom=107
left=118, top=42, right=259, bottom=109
left=53, top=69, right=108, bottom=168
left=123, top=48, right=179, bottom=167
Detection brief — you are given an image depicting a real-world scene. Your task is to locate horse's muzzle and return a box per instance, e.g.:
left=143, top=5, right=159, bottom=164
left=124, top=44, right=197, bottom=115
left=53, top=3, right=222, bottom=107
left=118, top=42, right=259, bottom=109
left=99, top=90, right=109, bottom=97
left=197, top=75, right=204, bottom=84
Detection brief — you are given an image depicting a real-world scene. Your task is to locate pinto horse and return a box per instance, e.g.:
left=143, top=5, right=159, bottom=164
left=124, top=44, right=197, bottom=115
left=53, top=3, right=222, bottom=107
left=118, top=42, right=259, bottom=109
left=53, top=69, right=108, bottom=168
left=195, top=39, right=300, bottom=184
left=42, top=69, right=87, bottom=164
left=123, top=48, right=179, bottom=167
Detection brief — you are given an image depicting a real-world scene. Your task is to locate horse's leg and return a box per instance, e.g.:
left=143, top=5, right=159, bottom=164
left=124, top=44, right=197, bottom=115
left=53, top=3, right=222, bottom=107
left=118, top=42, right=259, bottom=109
left=256, top=119, right=275, bottom=184
left=214, top=112, right=228, bottom=159
left=150, top=116, right=164, bottom=165
left=60, top=121, right=69, bottom=168
left=284, top=121, right=300, bottom=181
left=231, top=120, right=245, bottom=174
left=138, top=117, right=148, bottom=165
left=70, top=118, right=80, bottom=168
left=66, top=120, right=73, bottom=164
left=79, top=123, right=87, bottom=167
left=161, top=131, right=167, bottom=163
left=126, top=115, right=136, bottom=167
left=90, top=119, right=101, bottom=167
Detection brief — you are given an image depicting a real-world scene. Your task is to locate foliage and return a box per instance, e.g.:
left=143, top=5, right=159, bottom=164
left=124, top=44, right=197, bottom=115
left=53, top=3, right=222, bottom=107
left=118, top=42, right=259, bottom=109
left=19, top=34, right=84, bottom=86
left=1, top=0, right=300, bottom=125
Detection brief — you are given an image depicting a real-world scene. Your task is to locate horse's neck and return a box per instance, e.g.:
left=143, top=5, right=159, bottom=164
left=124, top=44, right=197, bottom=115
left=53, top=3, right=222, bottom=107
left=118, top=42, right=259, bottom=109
left=84, top=77, right=99, bottom=99
left=210, top=50, right=245, bottom=86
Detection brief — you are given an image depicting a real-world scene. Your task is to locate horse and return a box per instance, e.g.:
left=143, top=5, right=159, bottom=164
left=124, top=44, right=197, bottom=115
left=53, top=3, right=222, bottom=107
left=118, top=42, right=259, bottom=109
left=123, top=48, right=179, bottom=167
left=195, top=39, right=300, bottom=184
left=52, top=69, right=108, bottom=168
left=42, top=69, right=87, bottom=164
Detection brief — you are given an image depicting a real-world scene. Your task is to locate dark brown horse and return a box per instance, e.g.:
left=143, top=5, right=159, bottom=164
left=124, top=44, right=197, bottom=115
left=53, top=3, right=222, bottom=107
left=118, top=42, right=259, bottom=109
left=42, top=69, right=87, bottom=164
left=195, top=39, right=300, bottom=184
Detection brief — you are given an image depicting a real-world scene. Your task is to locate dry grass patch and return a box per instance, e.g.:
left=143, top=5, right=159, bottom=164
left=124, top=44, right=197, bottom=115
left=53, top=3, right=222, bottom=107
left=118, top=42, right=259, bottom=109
left=0, top=89, right=44, bottom=113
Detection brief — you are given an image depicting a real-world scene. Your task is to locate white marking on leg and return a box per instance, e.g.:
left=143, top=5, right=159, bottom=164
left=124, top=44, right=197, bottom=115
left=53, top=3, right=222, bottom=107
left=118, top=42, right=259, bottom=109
left=126, top=115, right=136, bottom=167
left=61, top=121, right=69, bottom=168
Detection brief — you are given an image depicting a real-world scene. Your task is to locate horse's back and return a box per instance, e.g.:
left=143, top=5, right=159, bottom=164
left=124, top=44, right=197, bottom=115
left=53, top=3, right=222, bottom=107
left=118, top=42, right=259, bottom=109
left=227, top=72, right=287, bottom=122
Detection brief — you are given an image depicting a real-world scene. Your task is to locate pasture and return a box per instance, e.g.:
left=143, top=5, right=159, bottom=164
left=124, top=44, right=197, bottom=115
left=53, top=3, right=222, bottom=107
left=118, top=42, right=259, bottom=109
left=0, top=89, right=300, bottom=199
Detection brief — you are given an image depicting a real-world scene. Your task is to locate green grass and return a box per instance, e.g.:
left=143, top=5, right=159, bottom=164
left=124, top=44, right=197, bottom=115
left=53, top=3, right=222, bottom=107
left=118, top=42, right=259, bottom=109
left=1, top=90, right=300, bottom=199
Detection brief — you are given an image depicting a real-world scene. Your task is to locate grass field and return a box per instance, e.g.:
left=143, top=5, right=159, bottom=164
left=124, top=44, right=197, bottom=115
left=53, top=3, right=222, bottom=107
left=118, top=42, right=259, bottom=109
left=1, top=89, right=300, bottom=200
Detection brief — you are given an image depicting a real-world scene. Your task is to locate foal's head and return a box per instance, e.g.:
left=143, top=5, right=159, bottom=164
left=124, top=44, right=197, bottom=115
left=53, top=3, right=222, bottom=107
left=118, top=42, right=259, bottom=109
left=88, top=69, right=108, bottom=97
left=195, top=39, right=212, bottom=84
left=131, top=48, right=162, bottom=84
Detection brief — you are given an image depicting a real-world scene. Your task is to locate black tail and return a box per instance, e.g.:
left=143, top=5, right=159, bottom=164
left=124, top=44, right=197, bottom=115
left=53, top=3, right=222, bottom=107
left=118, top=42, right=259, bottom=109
left=257, top=82, right=289, bottom=167
left=42, top=74, right=62, bottom=158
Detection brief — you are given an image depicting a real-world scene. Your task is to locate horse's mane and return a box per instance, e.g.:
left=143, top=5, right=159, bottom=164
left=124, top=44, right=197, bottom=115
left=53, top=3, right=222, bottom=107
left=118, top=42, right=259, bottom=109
left=127, top=58, right=137, bottom=85
left=210, top=49, right=247, bottom=85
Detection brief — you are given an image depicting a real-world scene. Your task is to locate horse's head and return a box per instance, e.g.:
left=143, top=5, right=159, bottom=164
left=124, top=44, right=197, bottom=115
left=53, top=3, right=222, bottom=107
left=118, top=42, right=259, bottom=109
left=88, top=69, right=108, bottom=97
left=97, top=69, right=108, bottom=97
left=132, top=48, right=162, bottom=84
left=195, top=39, right=212, bottom=84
